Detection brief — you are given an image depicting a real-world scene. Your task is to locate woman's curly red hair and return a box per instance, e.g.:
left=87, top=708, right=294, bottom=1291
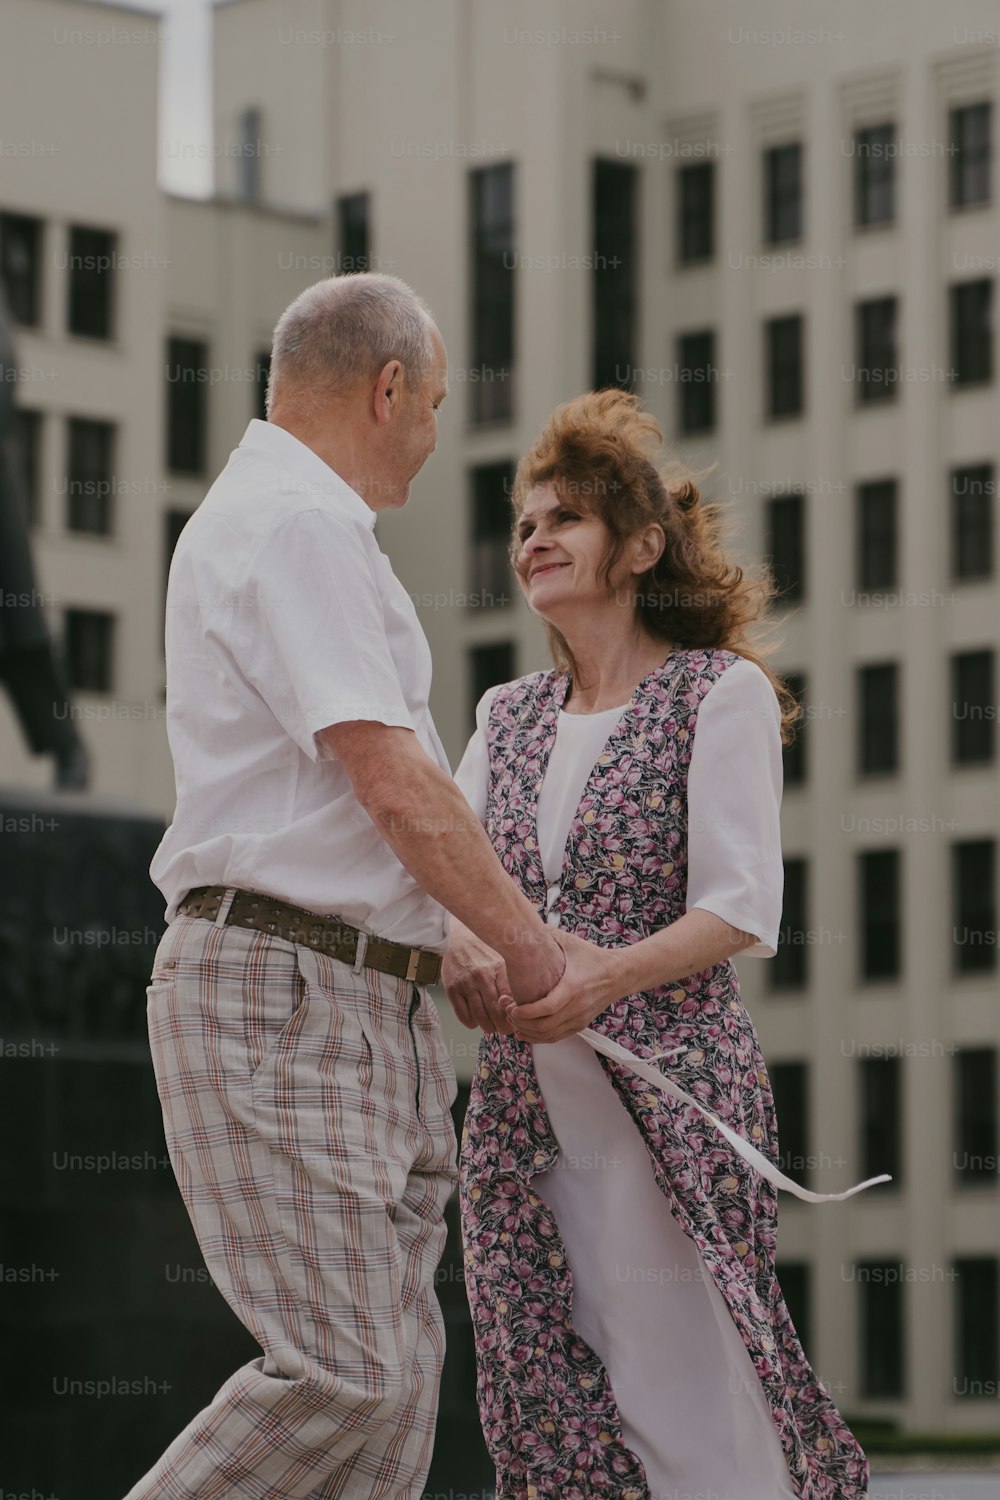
left=509, top=388, right=801, bottom=746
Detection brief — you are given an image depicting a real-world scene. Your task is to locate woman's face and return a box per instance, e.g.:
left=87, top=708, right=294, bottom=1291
left=514, top=482, right=614, bottom=619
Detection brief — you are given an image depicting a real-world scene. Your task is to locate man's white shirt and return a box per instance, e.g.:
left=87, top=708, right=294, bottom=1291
left=150, top=418, right=451, bottom=951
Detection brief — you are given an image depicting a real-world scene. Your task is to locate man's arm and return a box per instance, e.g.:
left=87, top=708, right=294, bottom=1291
left=318, top=719, right=565, bottom=1004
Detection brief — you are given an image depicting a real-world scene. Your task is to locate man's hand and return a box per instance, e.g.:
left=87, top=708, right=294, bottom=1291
left=442, top=920, right=516, bottom=1034
left=504, top=928, right=627, bottom=1043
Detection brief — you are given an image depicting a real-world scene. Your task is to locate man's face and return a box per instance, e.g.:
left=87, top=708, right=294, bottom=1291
left=383, top=323, right=449, bottom=509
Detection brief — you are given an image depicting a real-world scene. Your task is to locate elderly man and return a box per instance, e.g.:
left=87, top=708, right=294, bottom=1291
left=126, top=274, right=578, bottom=1499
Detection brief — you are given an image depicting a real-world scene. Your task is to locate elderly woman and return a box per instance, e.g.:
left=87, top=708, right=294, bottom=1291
left=444, top=390, right=872, bottom=1500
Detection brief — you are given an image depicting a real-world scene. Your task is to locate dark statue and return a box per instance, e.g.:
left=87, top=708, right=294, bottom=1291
left=0, top=292, right=89, bottom=788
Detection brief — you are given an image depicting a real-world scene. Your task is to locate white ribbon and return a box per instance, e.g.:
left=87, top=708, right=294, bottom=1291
left=577, top=1025, right=892, bottom=1204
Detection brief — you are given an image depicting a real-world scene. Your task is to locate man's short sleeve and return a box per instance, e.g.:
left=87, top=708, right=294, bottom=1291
left=231, top=508, right=415, bottom=762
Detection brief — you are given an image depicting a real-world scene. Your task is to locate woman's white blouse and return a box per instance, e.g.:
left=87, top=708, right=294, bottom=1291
left=452, top=657, right=784, bottom=957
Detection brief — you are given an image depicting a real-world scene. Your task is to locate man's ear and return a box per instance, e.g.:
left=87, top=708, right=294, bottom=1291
left=373, top=358, right=404, bottom=425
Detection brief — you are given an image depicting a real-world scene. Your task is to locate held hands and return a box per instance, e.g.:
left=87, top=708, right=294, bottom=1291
left=442, top=923, right=625, bottom=1044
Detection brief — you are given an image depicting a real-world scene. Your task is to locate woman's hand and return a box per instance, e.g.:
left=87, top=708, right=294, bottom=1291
left=441, top=918, right=516, bottom=1034
left=503, top=927, right=628, bottom=1043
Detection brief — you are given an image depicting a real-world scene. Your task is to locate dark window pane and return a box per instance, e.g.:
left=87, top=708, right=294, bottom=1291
left=857, top=479, right=898, bottom=592
left=9, top=407, right=42, bottom=528
left=469, top=462, right=515, bottom=609
left=66, top=417, right=115, bottom=535
left=858, top=1259, right=905, bottom=1397
left=950, top=102, right=992, bottom=209
left=763, top=142, right=803, bottom=244
left=592, top=158, right=638, bottom=392
left=237, top=107, right=262, bottom=201
left=770, top=856, right=808, bottom=991
left=857, top=662, right=899, bottom=776
left=782, top=671, right=807, bottom=787
left=166, top=336, right=209, bottom=476
left=950, top=280, right=993, bottom=386
left=855, top=123, right=896, bottom=227
left=859, top=1056, right=902, bottom=1185
left=0, top=211, right=42, bottom=326
left=951, top=464, right=994, bottom=580
left=953, top=1049, right=998, bottom=1181
left=766, top=492, right=805, bottom=604
left=254, top=349, right=271, bottom=421
left=676, top=330, right=717, bottom=435
left=951, top=650, right=995, bottom=765
left=953, top=1259, right=999, bottom=1397
left=678, top=161, right=714, bottom=264
left=952, top=840, right=997, bottom=975
left=336, top=191, right=370, bottom=273
left=469, top=164, right=515, bottom=424
left=859, top=849, right=901, bottom=981
left=67, top=225, right=116, bottom=340
left=65, top=609, right=114, bottom=692
left=469, top=642, right=516, bottom=730
left=771, top=1061, right=810, bottom=1187
left=855, top=296, right=899, bottom=404
left=776, top=1263, right=811, bottom=1355
left=765, top=314, right=804, bottom=419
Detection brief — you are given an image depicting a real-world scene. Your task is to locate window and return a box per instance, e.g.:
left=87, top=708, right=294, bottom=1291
left=166, top=336, right=209, bottom=476
left=677, top=161, right=714, bottom=264
left=676, top=330, right=716, bottom=435
left=782, top=671, right=807, bottom=787
left=9, top=408, right=42, bottom=528
left=953, top=1260, right=999, bottom=1396
left=858, top=1259, right=905, bottom=1398
left=855, top=296, right=898, bottom=404
left=857, top=479, right=897, bottom=591
left=254, top=348, right=271, bottom=421
left=952, top=840, right=997, bottom=975
left=469, top=163, right=515, bottom=423
left=469, top=642, right=516, bottom=729
left=954, top=1049, right=998, bottom=1181
left=469, top=462, right=515, bottom=609
left=763, top=142, right=803, bottom=244
left=765, top=314, right=804, bottom=419
left=771, top=1061, right=809, bottom=1188
left=951, top=650, right=995, bottom=765
left=0, top=211, right=42, bottom=326
left=859, top=849, right=901, bottom=981
left=65, top=418, right=115, bottom=535
left=237, top=107, right=262, bottom=201
left=765, top=492, right=805, bottom=604
left=67, top=224, right=116, bottom=340
left=857, top=662, right=899, bottom=776
left=770, top=856, right=808, bottom=991
left=592, top=159, right=638, bottom=392
left=162, top=509, right=192, bottom=654
left=776, top=1263, right=811, bottom=1355
left=951, top=464, right=994, bottom=580
left=854, top=123, right=896, bottom=227
left=950, top=280, right=993, bottom=387
left=950, top=102, right=992, bottom=210
left=336, top=191, right=370, bottom=274
left=64, top=609, right=114, bottom=692
left=859, top=1055, right=902, bottom=1186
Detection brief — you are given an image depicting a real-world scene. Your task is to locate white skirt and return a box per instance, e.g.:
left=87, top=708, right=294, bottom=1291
left=530, top=1034, right=798, bottom=1500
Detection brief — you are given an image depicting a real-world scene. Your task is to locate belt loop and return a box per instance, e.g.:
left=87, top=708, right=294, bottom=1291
left=215, top=887, right=238, bottom=927
left=351, top=929, right=369, bottom=975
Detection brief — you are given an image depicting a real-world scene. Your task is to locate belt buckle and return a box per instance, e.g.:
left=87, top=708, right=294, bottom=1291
left=404, top=948, right=421, bottom=984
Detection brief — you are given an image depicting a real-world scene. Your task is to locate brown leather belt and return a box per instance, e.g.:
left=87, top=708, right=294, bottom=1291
left=176, top=885, right=443, bottom=986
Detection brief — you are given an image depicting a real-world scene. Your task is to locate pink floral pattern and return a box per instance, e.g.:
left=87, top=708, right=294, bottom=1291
left=458, top=647, right=869, bottom=1500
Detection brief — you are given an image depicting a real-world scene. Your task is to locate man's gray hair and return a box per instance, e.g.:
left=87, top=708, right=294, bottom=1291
left=266, top=273, right=436, bottom=414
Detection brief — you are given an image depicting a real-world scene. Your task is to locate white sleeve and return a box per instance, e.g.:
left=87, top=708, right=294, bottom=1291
left=685, top=658, right=784, bottom=958
left=230, top=509, right=416, bottom=764
left=452, top=684, right=501, bottom=826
